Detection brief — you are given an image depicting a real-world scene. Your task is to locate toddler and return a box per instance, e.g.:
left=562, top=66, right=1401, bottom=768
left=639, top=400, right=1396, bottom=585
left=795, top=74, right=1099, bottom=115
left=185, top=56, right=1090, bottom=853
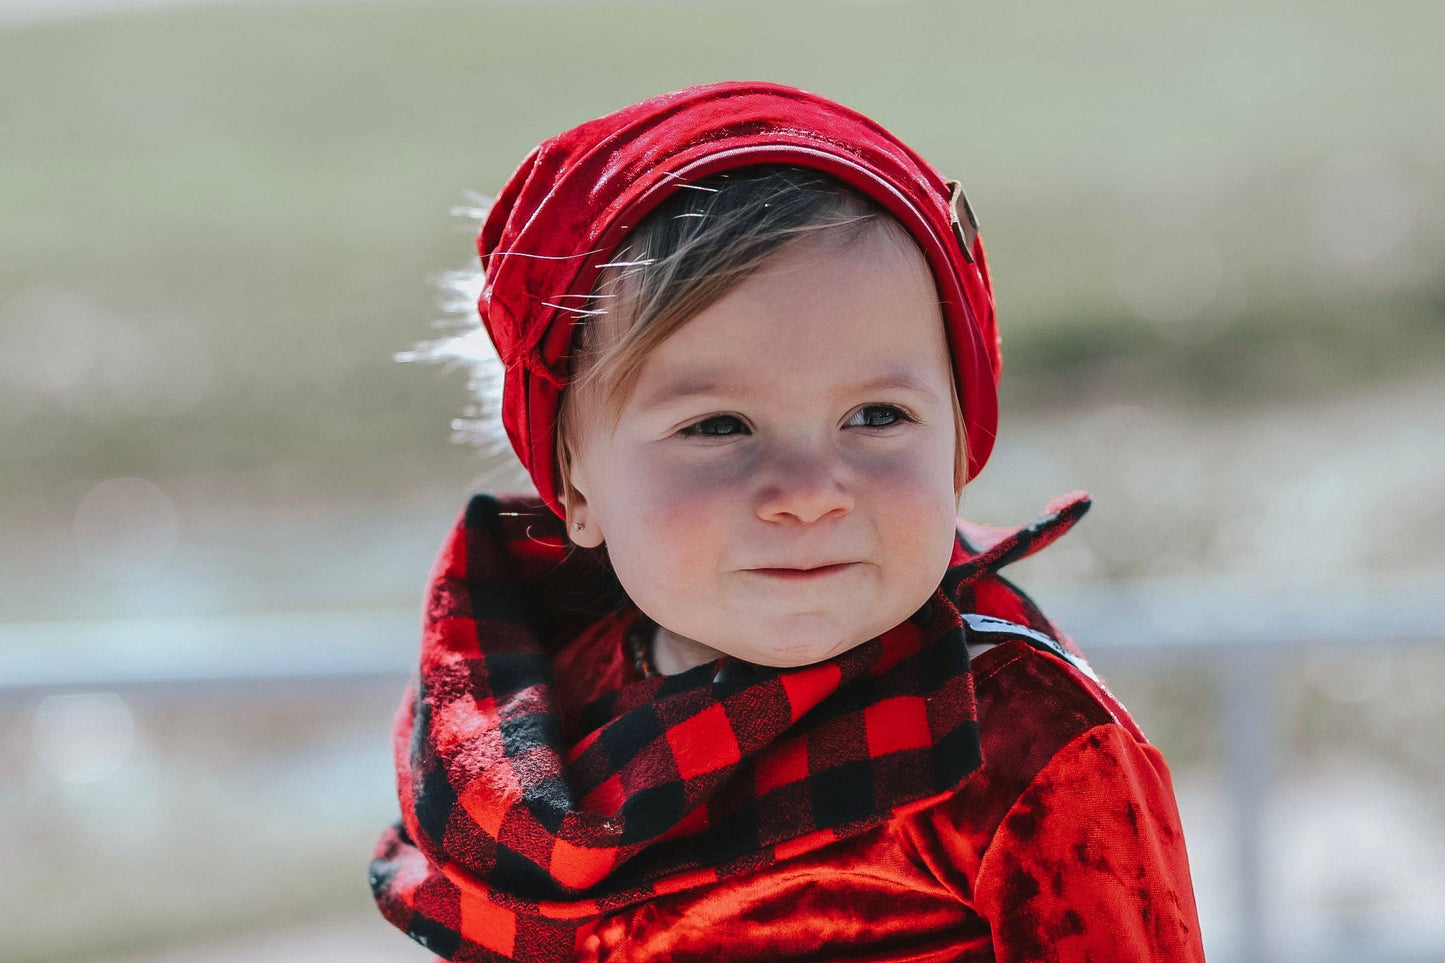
left=370, top=81, right=1205, bottom=962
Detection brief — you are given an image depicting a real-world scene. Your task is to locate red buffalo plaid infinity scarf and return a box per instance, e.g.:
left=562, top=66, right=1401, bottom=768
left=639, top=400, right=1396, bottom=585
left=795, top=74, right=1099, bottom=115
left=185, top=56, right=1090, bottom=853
left=369, top=490, right=1092, bottom=962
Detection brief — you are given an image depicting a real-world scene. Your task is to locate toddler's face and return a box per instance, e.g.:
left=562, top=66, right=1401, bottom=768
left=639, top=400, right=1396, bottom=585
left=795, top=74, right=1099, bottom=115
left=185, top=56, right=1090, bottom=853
left=567, top=226, right=960, bottom=671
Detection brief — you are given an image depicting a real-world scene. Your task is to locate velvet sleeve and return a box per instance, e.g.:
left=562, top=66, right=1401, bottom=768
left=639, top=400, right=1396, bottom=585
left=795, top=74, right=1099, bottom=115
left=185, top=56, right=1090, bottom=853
left=972, top=722, right=1206, bottom=962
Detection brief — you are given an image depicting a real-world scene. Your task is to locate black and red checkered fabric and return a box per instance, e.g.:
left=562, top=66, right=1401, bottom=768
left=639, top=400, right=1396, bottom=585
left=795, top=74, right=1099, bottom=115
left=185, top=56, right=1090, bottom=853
left=370, top=490, right=1091, bottom=962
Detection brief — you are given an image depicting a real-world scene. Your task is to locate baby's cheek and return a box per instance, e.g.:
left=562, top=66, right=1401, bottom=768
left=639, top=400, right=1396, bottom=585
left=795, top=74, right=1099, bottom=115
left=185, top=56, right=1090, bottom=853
left=858, top=432, right=954, bottom=492
left=647, top=491, right=730, bottom=573
left=612, top=482, right=729, bottom=595
left=870, top=471, right=958, bottom=585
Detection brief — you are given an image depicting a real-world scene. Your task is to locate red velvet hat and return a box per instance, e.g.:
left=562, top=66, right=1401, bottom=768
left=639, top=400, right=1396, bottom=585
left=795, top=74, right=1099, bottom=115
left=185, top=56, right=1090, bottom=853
left=475, top=80, right=1002, bottom=521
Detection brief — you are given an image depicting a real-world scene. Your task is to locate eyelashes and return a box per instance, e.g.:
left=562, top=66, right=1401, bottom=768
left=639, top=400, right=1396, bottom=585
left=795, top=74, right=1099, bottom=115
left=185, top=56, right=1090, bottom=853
left=677, top=415, right=745, bottom=439
left=677, top=404, right=917, bottom=439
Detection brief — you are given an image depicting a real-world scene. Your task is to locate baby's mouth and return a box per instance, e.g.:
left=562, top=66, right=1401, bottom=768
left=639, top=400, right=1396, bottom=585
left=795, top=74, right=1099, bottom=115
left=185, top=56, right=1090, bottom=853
left=745, top=562, right=857, bottom=581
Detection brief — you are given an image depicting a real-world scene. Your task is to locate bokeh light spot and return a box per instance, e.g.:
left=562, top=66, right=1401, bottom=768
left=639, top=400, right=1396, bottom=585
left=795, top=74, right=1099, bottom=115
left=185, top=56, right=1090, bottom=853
left=30, top=692, right=136, bottom=784
left=72, top=477, right=180, bottom=583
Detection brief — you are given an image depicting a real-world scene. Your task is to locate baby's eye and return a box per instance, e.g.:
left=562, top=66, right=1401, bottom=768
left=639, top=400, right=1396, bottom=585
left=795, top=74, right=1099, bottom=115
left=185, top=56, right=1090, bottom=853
left=847, top=404, right=914, bottom=429
left=679, top=414, right=748, bottom=438
left=677, top=406, right=913, bottom=439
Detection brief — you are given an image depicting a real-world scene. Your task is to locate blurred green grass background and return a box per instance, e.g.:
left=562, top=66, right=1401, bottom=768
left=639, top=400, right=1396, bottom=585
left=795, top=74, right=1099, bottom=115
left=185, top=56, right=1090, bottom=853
left=3, top=0, right=1442, bottom=507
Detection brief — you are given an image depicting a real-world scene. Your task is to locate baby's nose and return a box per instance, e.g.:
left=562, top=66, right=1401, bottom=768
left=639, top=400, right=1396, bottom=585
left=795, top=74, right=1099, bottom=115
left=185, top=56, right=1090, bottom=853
left=753, top=449, right=855, bottom=524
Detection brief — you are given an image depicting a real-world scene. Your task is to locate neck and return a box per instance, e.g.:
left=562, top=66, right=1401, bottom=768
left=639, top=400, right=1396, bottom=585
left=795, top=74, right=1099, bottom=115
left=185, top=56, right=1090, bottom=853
left=650, top=622, right=727, bottom=675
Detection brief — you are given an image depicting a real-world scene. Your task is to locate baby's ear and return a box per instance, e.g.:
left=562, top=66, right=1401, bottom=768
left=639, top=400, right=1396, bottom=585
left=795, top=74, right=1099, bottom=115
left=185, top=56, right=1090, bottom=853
left=567, top=521, right=604, bottom=549
left=562, top=476, right=606, bottom=549
left=567, top=514, right=605, bottom=549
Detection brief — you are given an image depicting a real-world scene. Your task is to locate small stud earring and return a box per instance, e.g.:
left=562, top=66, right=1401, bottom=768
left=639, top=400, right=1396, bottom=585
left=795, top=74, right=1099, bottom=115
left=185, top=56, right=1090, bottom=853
left=573, top=521, right=584, bottom=531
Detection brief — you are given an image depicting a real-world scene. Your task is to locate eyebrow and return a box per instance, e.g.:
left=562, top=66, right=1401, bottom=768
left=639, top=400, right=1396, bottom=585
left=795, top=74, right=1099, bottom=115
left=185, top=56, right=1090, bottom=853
left=636, top=368, right=942, bottom=410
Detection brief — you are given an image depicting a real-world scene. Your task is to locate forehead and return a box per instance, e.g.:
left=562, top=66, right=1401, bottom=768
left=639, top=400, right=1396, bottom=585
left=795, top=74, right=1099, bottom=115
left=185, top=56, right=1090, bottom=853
left=630, top=229, right=950, bottom=409
left=635, top=364, right=944, bottom=409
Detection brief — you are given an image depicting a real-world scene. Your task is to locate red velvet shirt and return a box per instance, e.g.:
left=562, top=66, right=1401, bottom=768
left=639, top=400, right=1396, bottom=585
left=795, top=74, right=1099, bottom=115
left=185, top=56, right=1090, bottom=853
left=548, top=601, right=1206, bottom=961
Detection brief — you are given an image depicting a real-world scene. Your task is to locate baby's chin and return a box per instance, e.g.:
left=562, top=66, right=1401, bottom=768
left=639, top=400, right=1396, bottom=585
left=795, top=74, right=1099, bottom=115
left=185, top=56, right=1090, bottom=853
left=706, top=612, right=890, bottom=668
left=643, top=585, right=939, bottom=670
left=744, top=638, right=870, bottom=669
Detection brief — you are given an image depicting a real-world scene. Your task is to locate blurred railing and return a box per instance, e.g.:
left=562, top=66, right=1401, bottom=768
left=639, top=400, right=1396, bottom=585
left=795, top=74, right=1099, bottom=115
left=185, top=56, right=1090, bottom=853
left=1043, top=574, right=1445, bottom=963
left=3, top=575, right=1443, bottom=963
